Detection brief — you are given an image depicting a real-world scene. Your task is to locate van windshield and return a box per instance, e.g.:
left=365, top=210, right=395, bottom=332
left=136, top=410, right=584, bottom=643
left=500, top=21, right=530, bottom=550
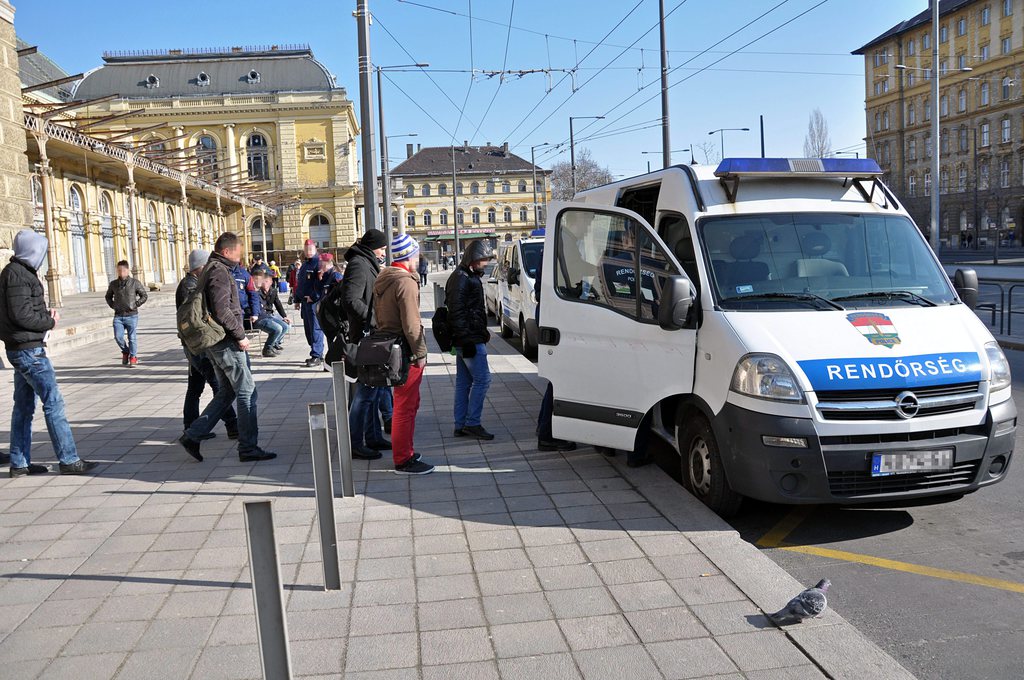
left=521, top=242, right=543, bottom=279
left=698, top=213, right=956, bottom=311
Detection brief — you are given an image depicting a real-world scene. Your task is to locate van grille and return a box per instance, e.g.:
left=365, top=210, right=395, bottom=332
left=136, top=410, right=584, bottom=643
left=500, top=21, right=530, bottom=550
left=827, top=460, right=981, bottom=497
left=815, top=382, right=981, bottom=421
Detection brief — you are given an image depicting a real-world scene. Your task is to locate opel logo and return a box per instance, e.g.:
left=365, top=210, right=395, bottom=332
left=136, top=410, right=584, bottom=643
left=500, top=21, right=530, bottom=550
left=895, top=391, right=920, bottom=419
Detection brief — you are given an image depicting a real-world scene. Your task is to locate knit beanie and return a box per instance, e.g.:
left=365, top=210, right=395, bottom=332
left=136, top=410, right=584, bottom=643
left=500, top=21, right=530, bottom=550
left=391, top=233, right=420, bottom=262
left=360, top=228, right=388, bottom=250
left=188, top=249, right=210, bottom=271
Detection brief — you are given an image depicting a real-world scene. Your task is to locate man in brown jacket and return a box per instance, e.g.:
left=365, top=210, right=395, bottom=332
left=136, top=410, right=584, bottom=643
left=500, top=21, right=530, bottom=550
left=177, top=232, right=277, bottom=464
left=374, top=233, right=432, bottom=474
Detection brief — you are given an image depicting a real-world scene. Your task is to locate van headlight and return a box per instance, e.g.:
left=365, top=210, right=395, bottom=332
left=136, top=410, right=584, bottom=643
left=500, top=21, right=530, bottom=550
left=730, top=354, right=804, bottom=402
left=985, top=342, right=1011, bottom=391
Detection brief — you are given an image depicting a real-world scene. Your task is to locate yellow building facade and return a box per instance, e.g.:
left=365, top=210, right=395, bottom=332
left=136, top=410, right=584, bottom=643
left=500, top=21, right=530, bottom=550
left=74, top=45, right=361, bottom=260
left=391, top=143, right=551, bottom=255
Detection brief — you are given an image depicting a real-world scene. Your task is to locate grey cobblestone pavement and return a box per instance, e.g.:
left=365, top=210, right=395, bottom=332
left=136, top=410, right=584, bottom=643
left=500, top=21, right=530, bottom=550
left=0, top=287, right=914, bottom=679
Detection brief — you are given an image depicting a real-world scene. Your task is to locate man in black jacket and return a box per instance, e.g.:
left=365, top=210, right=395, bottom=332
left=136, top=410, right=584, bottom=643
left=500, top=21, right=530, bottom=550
left=253, top=270, right=291, bottom=357
left=175, top=249, right=238, bottom=440
left=178, top=232, right=277, bottom=464
left=0, top=230, right=98, bottom=477
left=445, top=239, right=495, bottom=440
left=341, top=228, right=389, bottom=458
left=105, top=260, right=147, bottom=367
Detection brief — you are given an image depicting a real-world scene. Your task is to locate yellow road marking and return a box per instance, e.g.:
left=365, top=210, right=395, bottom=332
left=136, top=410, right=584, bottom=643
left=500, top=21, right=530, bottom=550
left=755, top=506, right=1024, bottom=595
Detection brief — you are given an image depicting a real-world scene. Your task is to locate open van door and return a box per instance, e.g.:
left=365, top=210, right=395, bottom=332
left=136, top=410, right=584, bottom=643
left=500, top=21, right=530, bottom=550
left=538, top=203, right=698, bottom=451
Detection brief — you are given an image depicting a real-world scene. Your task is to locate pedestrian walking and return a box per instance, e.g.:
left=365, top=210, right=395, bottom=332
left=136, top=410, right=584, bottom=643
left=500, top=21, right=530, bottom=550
left=294, top=239, right=325, bottom=367
left=0, top=230, right=98, bottom=477
left=446, top=239, right=496, bottom=441
left=175, top=249, right=238, bottom=441
left=417, top=255, right=429, bottom=287
left=177, top=231, right=277, bottom=463
left=104, top=260, right=147, bottom=367
left=252, top=270, right=291, bottom=357
left=374, top=233, right=432, bottom=474
left=341, top=228, right=389, bottom=459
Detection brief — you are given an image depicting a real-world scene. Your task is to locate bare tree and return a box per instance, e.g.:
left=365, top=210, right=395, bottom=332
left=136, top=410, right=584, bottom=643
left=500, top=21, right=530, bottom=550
left=550, top=147, right=614, bottom=199
left=694, top=141, right=721, bottom=165
left=803, top=108, right=832, bottom=158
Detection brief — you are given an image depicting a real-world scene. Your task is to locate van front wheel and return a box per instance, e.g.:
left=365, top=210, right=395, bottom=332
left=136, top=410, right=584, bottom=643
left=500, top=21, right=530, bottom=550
left=520, top=315, right=538, bottom=360
left=676, top=412, right=743, bottom=517
left=499, top=307, right=513, bottom=338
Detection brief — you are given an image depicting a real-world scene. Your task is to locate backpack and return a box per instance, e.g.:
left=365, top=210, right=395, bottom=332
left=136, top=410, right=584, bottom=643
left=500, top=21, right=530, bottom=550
left=177, top=267, right=226, bottom=354
left=316, top=282, right=349, bottom=342
left=354, top=331, right=410, bottom=387
left=432, top=306, right=453, bottom=352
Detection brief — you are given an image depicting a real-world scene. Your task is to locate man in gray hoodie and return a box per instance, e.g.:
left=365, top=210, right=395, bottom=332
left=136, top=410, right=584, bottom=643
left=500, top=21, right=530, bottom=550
left=0, top=230, right=98, bottom=477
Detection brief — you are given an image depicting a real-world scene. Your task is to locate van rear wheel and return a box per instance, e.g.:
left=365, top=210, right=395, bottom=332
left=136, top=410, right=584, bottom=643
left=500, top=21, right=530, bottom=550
left=520, top=315, right=538, bottom=360
left=676, top=411, right=743, bottom=517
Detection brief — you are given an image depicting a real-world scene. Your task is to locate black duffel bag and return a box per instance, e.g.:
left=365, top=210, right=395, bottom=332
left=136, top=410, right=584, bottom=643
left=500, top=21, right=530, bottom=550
left=354, top=331, right=411, bottom=387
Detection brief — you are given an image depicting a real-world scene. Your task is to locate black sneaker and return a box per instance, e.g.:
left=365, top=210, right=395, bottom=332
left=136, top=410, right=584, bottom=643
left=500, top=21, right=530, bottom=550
left=538, top=438, right=577, bottom=452
left=462, top=425, right=495, bottom=441
left=352, top=444, right=383, bottom=460
left=26, top=463, right=49, bottom=475
left=197, top=432, right=217, bottom=441
left=366, top=439, right=392, bottom=451
left=59, top=460, right=100, bottom=475
left=261, top=349, right=278, bottom=358
left=9, top=466, right=27, bottom=478
left=239, top=448, right=277, bottom=462
left=453, top=427, right=466, bottom=437
left=273, top=344, right=283, bottom=351
left=395, top=458, right=434, bottom=475
left=178, top=434, right=203, bottom=462
left=304, top=357, right=323, bottom=368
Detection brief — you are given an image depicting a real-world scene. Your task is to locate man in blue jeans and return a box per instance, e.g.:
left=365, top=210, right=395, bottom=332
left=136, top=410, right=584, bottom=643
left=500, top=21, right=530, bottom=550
left=177, top=231, right=277, bottom=463
left=0, top=230, right=98, bottom=477
left=105, top=259, right=147, bottom=367
left=445, top=239, right=496, bottom=440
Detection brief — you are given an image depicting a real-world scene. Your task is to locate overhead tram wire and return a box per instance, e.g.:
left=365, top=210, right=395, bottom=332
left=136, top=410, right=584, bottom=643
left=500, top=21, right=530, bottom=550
left=451, top=0, right=476, bottom=142
left=503, top=0, right=646, bottom=142
left=468, top=0, right=515, bottom=145
left=381, top=71, right=457, bottom=140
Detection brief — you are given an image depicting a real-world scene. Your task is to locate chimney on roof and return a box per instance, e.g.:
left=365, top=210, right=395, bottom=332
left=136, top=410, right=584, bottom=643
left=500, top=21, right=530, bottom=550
left=463, top=140, right=469, bottom=152
left=502, top=142, right=509, bottom=156
left=417, top=144, right=421, bottom=152
left=406, top=143, right=414, bottom=159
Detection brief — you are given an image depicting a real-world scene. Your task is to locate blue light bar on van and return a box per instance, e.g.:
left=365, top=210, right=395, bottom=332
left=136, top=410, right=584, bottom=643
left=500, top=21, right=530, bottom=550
left=530, top=228, right=546, bottom=237
left=714, top=158, right=883, bottom=178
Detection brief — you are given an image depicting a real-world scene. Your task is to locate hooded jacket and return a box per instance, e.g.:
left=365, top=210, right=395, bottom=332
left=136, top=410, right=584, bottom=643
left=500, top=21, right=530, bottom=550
left=373, top=265, right=427, bottom=361
left=0, top=230, right=54, bottom=350
left=204, top=253, right=245, bottom=342
left=444, top=240, right=491, bottom=346
left=105, top=275, right=148, bottom=316
left=341, top=243, right=381, bottom=341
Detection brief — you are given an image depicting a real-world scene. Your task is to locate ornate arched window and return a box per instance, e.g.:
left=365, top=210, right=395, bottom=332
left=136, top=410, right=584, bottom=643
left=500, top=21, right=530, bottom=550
left=406, top=184, right=415, bottom=197
left=247, top=133, right=270, bottom=180
left=518, top=180, right=527, bottom=192
left=503, top=207, right=512, bottom=222
left=421, top=184, right=431, bottom=197
left=423, top=210, right=432, bottom=227
left=309, top=213, right=331, bottom=247
left=438, top=183, right=448, bottom=196
left=406, top=211, right=416, bottom=228
left=487, top=207, right=496, bottom=223
left=196, top=135, right=218, bottom=179
left=471, top=208, right=481, bottom=224
left=439, top=209, right=448, bottom=225
left=99, top=192, right=111, bottom=215
left=68, top=185, right=83, bottom=212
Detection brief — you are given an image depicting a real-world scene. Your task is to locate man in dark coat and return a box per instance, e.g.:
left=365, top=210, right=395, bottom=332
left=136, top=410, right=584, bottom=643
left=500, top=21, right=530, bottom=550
left=294, top=239, right=324, bottom=367
left=0, top=230, right=98, bottom=477
left=105, top=260, right=147, bottom=366
left=341, top=229, right=390, bottom=459
left=445, top=239, right=495, bottom=440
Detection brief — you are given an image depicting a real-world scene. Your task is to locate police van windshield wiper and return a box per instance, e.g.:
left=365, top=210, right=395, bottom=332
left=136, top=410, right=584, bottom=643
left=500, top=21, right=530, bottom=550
left=719, top=292, right=845, bottom=311
left=831, top=290, right=937, bottom=307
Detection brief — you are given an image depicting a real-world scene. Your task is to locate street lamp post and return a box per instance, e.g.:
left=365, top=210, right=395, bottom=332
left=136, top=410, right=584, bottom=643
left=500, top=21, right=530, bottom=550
left=707, top=127, right=750, bottom=159
left=642, top=149, right=689, bottom=173
left=530, top=142, right=551, bottom=230
left=569, top=115, right=604, bottom=196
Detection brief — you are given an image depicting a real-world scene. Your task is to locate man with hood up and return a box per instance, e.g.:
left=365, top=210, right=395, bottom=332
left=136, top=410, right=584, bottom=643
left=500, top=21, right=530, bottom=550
left=0, top=230, right=98, bottom=477
left=445, top=239, right=496, bottom=441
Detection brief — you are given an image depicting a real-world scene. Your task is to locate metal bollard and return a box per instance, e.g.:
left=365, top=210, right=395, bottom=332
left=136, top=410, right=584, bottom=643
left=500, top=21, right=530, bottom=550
left=243, top=500, right=293, bottom=680
left=331, top=365, right=355, bottom=498
left=434, top=282, right=446, bottom=310
left=308, top=403, right=342, bottom=591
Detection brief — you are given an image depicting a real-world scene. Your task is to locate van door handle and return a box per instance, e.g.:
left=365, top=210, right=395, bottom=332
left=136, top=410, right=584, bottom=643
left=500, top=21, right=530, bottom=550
left=539, top=326, right=560, bottom=346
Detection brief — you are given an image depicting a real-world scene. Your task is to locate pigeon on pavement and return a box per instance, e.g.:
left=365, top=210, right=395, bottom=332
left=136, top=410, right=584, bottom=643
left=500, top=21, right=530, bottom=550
left=768, top=579, right=830, bottom=625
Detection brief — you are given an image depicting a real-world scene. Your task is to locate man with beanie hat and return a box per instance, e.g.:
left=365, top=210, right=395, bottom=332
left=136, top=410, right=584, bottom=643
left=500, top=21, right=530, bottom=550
left=294, top=238, right=325, bottom=367
left=176, top=249, right=238, bottom=439
left=374, top=233, right=433, bottom=474
left=341, top=228, right=389, bottom=458
left=0, top=230, right=98, bottom=477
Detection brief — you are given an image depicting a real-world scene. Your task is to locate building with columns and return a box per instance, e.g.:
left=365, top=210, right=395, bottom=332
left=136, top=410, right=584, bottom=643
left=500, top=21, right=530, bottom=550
left=72, top=45, right=361, bottom=261
left=0, top=1, right=33, bottom=254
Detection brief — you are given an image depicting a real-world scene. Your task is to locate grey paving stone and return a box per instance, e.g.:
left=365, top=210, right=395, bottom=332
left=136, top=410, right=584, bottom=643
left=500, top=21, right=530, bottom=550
left=580, top=537, right=645, bottom=563
left=0, top=623, right=80, bottom=661
left=420, top=627, right=495, bottom=665
left=608, top=580, right=684, bottom=613
left=559, top=614, right=639, bottom=651
left=418, top=598, right=486, bottom=631
left=689, top=601, right=774, bottom=636
left=648, top=638, right=740, bottom=679
left=573, top=645, right=663, bottom=680
left=545, top=587, right=620, bottom=619
left=356, top=556, right=415, bottom=581
left=206, top=614, right=258, bottom=646
left=291, top=637, right=346, bottom=676
left=360, top=537, right=415, bottom=559
left=345, top=668, right=420, bottom=680
left=482, top=592, right=553, bottom=625
left=19, top=597, right=102, bottom=629
left=745, top=665, right=829, bottom=679
left=415, top=552, right=473, bottom=577
left=536, top=563, right=603, bottom=591
left=418, top=573, right=479, bottom=602
left=421, top=661, right=500, bottom=680
left=352, top=578, right=417, bottom=607
left=414, top=533, right=469, bottom=556
left=472, top=548, right=532, bottom=572
left=669, top=575, right=745, bottom=606
left=349, top=604, right=417, bottom=636
left=157, top=589, right=229, bottom=619
left=716, top=630, right=813, bottom=672
left=3, top=659, right=52, bottom=680
left=634, top=534, right=699, bottom=557
left=63, top=619, right=148, bottom=655
left=37, top=651, right=127, bottom=680
left=466, top=528, right=522, bottom=552
left=115, top=647, right=200, bottom=680
left=624, top=607, right=708, bottom=645
left=190, top=643, right=261, bottom=679
left=650, top=553, right=719, bottom=580
left=525, top=542, right=587, bottom=569
left=137, top=616, right=217, bottom=650
left=477, top=568, right=541, bottom=597
left=593, top=558, right=663, bottom=586
left=497, top=652, right=583, bottom=680
left=517, top=525, right=576, bottom=547
left=491, top=619, right=570, bottom=658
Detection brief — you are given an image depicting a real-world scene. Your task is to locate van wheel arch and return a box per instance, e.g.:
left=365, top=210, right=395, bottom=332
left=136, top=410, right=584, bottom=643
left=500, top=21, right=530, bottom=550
left=673, top=399, right=743, bottom=517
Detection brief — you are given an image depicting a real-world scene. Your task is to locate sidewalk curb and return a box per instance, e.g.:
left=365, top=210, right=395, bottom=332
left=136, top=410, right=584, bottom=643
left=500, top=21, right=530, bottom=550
left=996, top=337, right=1024, bottom=352
left=486, top=337, right=917, bottom=680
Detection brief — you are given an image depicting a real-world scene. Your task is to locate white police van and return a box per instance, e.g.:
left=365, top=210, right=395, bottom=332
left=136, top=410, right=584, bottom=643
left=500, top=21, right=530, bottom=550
left=538, top=158, right=1015, bottom=515
left=496, top=235, right=544, bottom=359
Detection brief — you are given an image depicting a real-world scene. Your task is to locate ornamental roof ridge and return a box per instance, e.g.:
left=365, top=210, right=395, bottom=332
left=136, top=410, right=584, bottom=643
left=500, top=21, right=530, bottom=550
left=102, top=45, right=312, bottom=62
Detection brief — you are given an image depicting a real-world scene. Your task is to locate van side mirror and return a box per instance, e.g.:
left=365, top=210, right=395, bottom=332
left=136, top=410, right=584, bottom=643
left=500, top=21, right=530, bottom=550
left=658, top=276, right=693, bottom=330
left=953, top=268, right=979, bottom=309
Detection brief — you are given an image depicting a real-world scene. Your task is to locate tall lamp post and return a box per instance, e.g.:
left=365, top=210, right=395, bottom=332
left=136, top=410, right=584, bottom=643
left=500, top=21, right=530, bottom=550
left=707, top=127, right=750, bottom=159
left=376, top=63, right=428, bottom=262
left=569, top=115, right=604, bottom=196
left=530, top=142, right=551, bottom=230
left=641, top=149, right=689, bottom=173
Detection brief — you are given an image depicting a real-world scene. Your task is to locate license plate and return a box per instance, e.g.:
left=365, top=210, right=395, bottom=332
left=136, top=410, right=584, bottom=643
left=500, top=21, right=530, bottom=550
left=871, top=449, right=953, bottom=477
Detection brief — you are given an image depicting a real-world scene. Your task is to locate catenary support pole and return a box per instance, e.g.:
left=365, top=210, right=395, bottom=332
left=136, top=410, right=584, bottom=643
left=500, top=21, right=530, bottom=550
left=929, top=0, right=941, bottom=251
left=243, top=500, right=293, bottom=680
left=659, top=0, right=671, bottom=168
left=356, top=0, right=378, bottom=232
left=308, top=403, right=342, bottom=590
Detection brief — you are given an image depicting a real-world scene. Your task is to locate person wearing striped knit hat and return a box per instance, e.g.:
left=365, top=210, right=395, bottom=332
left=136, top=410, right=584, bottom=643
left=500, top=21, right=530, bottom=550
left=372, top=234, right=433, bottom=474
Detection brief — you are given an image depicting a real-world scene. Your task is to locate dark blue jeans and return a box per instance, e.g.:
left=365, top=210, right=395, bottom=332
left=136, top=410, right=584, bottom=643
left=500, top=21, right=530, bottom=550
left=255, top=317, right=289, bottom=352
left=350, top=383, right=383, bottom=447
left=185, top=340, right=259, bottom=454
left=6, top=347, right=80, bottom=468
left=184, top=349, right=238, bottom=431
left=300, top=302, right=324, bottom=358
left=455, top=343, right=491, bottom=428
left=379, top=387, right=393, bottom=421
left=113, top=314, right=139, bottom=356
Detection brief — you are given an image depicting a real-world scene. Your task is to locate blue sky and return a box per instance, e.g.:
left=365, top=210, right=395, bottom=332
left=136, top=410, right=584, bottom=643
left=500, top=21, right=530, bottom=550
left=16, top=0, right=925, bottom=177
